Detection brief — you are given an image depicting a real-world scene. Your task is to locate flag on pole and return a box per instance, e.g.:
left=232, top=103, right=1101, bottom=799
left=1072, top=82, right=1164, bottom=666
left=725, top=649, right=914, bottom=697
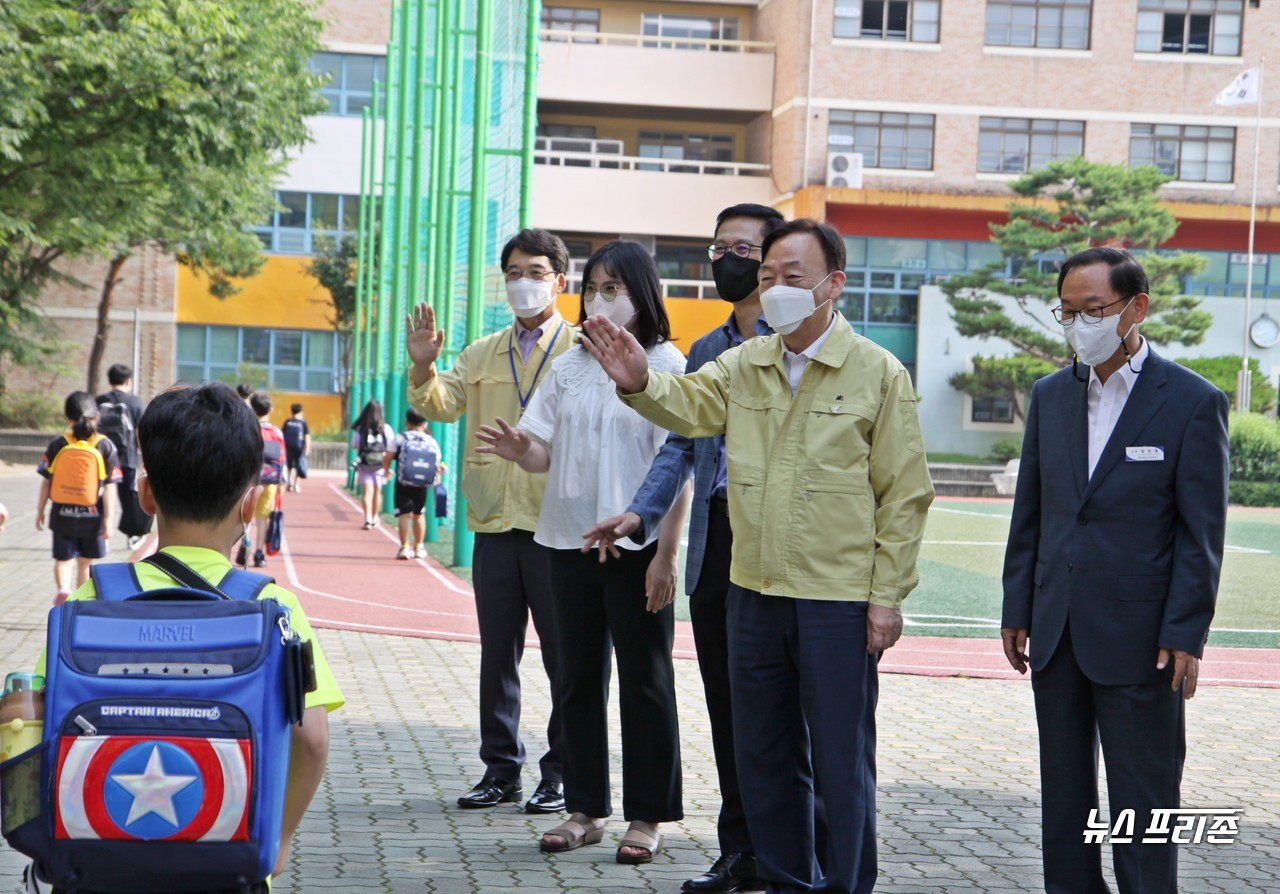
left=1212, top=68, right=1260, bottom=106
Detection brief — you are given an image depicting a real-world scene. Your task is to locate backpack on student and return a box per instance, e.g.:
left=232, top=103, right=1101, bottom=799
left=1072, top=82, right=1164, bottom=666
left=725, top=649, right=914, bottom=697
left=260, top=424, right=286, bottom=486
left=47, top=435, right=107, bottom=508
left=396, top=432, right=438, bottom=488
left=358, top=428, right=387, bottom=467
left=96, top=394, right=137, bottom=469
left=0, top=554, right=310, bottom=893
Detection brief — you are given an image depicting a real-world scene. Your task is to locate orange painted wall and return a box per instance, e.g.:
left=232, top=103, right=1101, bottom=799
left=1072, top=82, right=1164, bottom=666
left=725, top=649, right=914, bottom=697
left=177, top=256, right=336, bottom=329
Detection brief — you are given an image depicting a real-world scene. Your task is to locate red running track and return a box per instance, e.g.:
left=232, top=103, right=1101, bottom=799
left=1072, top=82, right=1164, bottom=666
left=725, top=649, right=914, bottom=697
left=135, top=472, right=1277, bottom=690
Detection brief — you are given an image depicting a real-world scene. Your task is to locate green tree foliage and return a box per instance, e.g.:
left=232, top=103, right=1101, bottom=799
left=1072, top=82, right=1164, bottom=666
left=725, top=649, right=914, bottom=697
left=1178, top=356, right=1277, bottom=414
left=305, top=233, right=367, bottom=423
left=947, top=354, right=1057, bottom=423
left=941, top=158, right=1214, bottom=407
left=1228, top=412, right=1280, bottom=483
left=0, top=0, right=324, bottom=388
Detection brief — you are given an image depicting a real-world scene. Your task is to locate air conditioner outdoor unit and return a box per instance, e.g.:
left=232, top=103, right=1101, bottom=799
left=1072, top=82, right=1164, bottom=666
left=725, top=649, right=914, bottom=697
left=826, top=151, right=863, bottom=188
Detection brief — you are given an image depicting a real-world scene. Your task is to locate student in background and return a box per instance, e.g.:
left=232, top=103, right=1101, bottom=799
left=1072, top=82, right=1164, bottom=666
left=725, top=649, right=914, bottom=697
left=283, top=403, right=311, bottom=493
left=382, top=407, right=443, bottom=560
left=96, top=362, right=148, bottom=547
left=247, top=393, right=286, bottom=568
left=36, top=392, right=120, bottom=604
left=351, top=399, right=395, bottom=529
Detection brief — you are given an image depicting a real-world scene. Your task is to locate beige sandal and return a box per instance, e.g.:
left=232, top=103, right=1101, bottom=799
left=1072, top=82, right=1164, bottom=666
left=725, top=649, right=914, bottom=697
left=539, top=813, right=605, bottom=853
left=616, top=821, right=663, bottom=864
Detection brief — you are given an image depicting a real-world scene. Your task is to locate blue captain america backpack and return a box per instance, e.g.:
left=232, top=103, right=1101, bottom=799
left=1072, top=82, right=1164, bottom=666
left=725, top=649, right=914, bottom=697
left=0, top=554, right=310, bottom=893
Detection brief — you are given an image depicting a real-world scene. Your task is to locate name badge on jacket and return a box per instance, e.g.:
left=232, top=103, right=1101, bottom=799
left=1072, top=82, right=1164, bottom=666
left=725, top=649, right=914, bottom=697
left=1125, top=446, right=1164, bottom=462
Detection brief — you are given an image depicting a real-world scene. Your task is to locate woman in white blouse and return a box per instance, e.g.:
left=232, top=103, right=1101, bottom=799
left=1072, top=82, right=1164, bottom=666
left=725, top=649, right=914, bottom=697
left=476, top=240, right=689, bottom=865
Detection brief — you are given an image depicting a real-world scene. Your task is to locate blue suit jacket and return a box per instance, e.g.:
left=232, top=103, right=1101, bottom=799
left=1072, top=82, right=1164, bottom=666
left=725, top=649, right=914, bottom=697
left=627, top=319, right=747, bottom=595
left=1001, top=348, right=1230, bottom=686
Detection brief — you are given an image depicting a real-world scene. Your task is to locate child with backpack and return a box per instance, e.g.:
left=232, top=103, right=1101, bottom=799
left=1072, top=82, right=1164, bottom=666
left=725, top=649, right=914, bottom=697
left=350, top=399, right=394, bottom=530
left=15, top=382, right=344, bottom=893
left=381, top=407, right=443, bottom=560
left=36, top=393, right=120, bottom=605
left=245, top=393, right=286, bottom=568
left=281, top=404, right=310, bottom=493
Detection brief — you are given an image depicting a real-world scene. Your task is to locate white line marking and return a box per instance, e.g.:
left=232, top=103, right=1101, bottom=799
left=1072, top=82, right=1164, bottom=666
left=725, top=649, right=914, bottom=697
left=307, top=617, right=483, bottom=640
left=930, top=507, right=1012, bottom=520
left=326, top=482, right=473, bottom=595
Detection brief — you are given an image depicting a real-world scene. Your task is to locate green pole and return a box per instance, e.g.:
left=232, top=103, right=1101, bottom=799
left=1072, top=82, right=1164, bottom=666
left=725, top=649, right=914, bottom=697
left=360, top=80, right=382, bottom=411
left=521, top=0, right=541, bottom=227
left=425, top=0, right=451, bottom=539
left=373, top=0, right=404, bottom=415
left=383, top=0, right=419, bottom=512
left=351, top=103, right=373, bottom=458
left=446, top=7, right=472, bottom=566
left=453, top=0, right=496, bottom=567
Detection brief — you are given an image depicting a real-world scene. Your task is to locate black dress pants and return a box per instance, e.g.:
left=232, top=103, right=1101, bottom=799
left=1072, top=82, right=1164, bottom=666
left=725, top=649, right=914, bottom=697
left=472, top=530, right=562, bottom=785
left=548, top=545, right=682, bottom=821
left=1032, top=622, right=1185, bottom=894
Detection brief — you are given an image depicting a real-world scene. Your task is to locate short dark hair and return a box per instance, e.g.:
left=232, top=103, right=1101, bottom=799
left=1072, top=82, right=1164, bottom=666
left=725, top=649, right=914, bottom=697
left=64, top=392, right=99, bottom=441
left=1056, top=246, right=1150, bottom=299
left=107, top=363, right=132, bottom=387
left=715, top=203, right=785, bottom=238
left=235, top=383, right=255, bottom=400
left=249, top=392, right=273, bottom=418
left=761, top=218, right=847, bottom=272
left=290, top=403, right=303, bottom=414
left=138, top=383, right=262, bottom=523
left=406, top=407, right=427, bottom=426
left=579, top=240, right=672, bottom=350
left=500, top=228, right=570, bottom=274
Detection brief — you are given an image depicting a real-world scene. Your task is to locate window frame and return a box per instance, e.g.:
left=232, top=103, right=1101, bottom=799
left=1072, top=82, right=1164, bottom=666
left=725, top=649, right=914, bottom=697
left=310, top=52, right=387, bottom=117
left=640, top=12, right=740, bottom=49
left=1135, top=0, right=1242, bottom=56
left=175, top=325, right=341, bottom=394
left=1128, top=123, right=1236, bottom=184
left=540, top=6, right=601, bottom=42
left=252, top=192, right=363, bottom=255
left=977, top=117, right=1085, bottom=174
left=984, top=0, right=1093, bottom=50
left=834, top=0, right=941, bottom=43
left=828, top=110, right=935, bottom=171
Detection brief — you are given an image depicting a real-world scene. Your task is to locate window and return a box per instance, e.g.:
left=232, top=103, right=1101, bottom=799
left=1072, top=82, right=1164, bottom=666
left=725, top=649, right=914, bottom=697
left=1136, top=0, right=1241, bottom=55
left=972, top=396, right=1016, bottom=423
left=1129, top=124, right=1235, bottom=183
left=252, top=192, right=363, bottom=255
left=638, top=131, right=734, bottom=173
left=641, top=13, right=739, bottom=49
left=655, top=243, right=713, bottom=296
left=978, top=118, right=1084, bottom=173
left=175, top=325, right=341, bottom=394
left=985, top=0, right=1092, bottom=49
left=834, top=1, right=940, bottom=42
left=311, top=53, right=386, bottom=116
left=541, top=6, right=600, bottom=41
left=829, top=111, right=935, bottom=170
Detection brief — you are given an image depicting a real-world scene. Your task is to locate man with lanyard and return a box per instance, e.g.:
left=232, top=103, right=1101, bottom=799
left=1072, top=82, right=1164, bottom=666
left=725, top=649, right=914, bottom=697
left=583, top=203, right=783, bottom=894
left=407, top=228, right=574, bottom=814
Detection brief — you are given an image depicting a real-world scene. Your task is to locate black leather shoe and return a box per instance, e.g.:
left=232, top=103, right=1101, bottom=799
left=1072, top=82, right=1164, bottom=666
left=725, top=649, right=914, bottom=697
left=523, top=780, right=566, bottom=813
left=682, top=853, right=761, bottom=893
left=456, top=776, right=523, bottom=809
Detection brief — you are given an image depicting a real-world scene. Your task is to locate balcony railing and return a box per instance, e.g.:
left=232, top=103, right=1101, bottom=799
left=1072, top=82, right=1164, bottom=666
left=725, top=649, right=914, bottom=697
left=535, top=138, right=770, bottom=177
left=540, top=27, right=774, bottom=54
left=564, top=259, right=719, bottom=299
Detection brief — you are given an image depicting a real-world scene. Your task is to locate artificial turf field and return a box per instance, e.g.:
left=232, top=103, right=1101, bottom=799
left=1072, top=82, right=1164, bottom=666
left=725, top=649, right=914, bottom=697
left=889, top=498, right=1279, bottom=649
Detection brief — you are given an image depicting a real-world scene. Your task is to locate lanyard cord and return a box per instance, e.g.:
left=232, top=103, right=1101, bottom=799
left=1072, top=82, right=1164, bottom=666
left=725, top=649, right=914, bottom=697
left=509, top=321, right=565, bottom=412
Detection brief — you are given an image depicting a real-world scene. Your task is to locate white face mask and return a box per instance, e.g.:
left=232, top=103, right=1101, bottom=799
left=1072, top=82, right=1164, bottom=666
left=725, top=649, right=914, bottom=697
left=505, top=277, right=557, bottom=318
left=1063, top=297, right=1135, bottom=366
left=586, top=292, right=637, bottom=328
left=759, top=271, right=835, bottom=336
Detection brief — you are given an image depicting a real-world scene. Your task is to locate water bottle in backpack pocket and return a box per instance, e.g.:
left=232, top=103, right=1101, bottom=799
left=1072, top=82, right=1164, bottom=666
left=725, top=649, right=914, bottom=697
left=1, top=558, right=309, bottom=893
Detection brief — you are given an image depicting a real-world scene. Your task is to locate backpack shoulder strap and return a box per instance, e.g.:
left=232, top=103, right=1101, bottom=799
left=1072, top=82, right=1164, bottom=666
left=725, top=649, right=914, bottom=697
left=216, top=568, right=275, bottom=602
left=91, top=563, right=143, bottom=602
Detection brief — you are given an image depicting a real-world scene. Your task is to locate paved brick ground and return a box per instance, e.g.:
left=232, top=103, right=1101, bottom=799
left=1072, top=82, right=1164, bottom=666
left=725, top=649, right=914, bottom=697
left=1, top=468, right=1277, bottom=892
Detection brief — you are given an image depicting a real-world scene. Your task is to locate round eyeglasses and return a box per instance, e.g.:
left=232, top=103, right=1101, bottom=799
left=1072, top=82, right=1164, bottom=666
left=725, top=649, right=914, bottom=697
left=582, top=282, right=626, bottom=301
left=1052, top=295, right=1132, bottom=326
left=707, top=241, right=762, bottom=261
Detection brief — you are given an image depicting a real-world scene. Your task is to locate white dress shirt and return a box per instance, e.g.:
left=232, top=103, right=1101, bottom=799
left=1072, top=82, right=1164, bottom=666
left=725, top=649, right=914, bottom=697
left=781, top=310, right=839, bottom=395
left=1087, top=337, right=1148, bottom=478
left=518, top=341, right=686, bottom=550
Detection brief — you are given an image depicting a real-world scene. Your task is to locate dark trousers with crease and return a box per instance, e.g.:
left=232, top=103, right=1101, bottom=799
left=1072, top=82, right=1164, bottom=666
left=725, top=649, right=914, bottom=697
left=472, top=530, right=562, bottom=785
left=548, top=544, right=682, bottom=821
left=1032, top=622, right=1184, bottom=894
left=691, top=508, right=752, bottom=856
left=728, top=586, right=878, bottom=894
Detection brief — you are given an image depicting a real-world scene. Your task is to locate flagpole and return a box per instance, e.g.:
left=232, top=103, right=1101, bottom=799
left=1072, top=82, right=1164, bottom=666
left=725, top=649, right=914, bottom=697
left=1238, top=57, right=1264, bottom=415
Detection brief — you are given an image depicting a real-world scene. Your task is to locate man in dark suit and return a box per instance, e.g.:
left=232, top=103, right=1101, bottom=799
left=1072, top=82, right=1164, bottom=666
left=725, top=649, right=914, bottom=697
left=1001, top=246, right=1230, bottom=894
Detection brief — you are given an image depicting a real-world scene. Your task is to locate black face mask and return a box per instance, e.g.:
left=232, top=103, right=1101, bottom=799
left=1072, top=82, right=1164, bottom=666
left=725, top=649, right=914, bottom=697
left=711, top=253, right=761, bottom=303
